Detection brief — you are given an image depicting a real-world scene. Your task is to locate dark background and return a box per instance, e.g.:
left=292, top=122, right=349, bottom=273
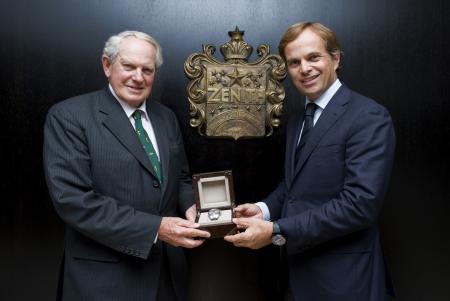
left=1, top=0, right=449, bottom=300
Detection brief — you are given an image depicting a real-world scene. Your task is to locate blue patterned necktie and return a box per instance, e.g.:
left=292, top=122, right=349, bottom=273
left=133, top=110, right=162, bottom=183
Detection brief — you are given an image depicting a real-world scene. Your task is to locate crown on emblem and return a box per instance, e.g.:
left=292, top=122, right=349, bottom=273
left=220, top=26, right=253, bottom=62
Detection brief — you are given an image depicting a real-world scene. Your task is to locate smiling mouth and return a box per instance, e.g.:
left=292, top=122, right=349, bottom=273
left=127, top=86, right=144, bottom=92
left=301, top=74, right=319, bottom=84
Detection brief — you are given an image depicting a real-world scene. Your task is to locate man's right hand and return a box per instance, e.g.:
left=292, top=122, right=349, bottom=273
left=158, top=217, right=210, bottom=248
left=234, top=203, right=263, bottom=219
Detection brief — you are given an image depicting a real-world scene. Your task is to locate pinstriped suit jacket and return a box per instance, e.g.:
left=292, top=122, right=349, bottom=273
left=44, top=88, right=193, bottom=301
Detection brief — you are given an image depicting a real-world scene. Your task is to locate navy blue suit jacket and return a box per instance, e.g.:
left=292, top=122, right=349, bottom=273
left=44, top=88, right=193, bottom=301
left=265, top=84, right=396, bottom=300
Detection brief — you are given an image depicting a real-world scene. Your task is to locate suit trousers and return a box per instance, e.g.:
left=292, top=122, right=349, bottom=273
left=156, top=243, right=178, bottom=301
left=280, top=247, right=294, bottom=301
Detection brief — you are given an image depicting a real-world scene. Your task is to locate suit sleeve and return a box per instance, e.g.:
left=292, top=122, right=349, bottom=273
left=43, top=106, right=160, bottom=260
left=262, top=179, right=288, bottom=220
left=278, top=105, right=396, bottom=254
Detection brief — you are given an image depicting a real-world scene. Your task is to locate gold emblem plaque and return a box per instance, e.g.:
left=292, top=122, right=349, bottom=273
left=184, top=27, right=287, bottom=140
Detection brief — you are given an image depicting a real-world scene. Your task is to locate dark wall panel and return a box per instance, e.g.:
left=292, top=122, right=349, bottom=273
left=1, top=0, right=449, bottom=300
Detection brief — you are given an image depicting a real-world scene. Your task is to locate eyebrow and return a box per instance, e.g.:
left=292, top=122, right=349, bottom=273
left=286, top=51, right=324, bottom=62
left=119, top=57, right=154, bottom=69
left=308, top=52, right=323, bottom=56
left=119, top=56, right=133, bottom=64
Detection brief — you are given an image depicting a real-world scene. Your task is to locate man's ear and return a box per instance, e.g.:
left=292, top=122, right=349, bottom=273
left=332, top=52, right=341, bottom=71
left=101, top=55, right=112, bottom=78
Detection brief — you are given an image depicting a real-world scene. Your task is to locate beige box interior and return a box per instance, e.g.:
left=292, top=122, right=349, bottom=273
left=197, top=175, right=231, bottom=210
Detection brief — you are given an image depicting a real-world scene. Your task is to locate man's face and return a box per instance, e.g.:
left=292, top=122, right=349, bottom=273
left=284, top=29, right=340, bottom=101
left=102, top=37, right=156, bottom=107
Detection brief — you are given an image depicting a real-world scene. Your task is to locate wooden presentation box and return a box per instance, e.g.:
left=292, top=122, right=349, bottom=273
left=193, top=170, right=237, bottom=238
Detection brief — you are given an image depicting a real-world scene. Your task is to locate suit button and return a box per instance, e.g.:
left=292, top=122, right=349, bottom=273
left=153, top=181, right=160, bottom=188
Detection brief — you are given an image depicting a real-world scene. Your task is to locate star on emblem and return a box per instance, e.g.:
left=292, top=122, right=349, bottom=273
left=227, top=67, right=246, bottom=87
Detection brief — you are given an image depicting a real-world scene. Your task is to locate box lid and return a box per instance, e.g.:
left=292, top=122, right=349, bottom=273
left=192, top=170, right=235, bottom=210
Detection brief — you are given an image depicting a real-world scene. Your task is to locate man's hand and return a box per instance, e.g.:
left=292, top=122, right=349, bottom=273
left=224, top=218, right=272, bottom=249
left=158, top=217, right=210, bottom=248
left=234, top=203, right=263, bottom=219
left=185, top=204, right=197, bottom=222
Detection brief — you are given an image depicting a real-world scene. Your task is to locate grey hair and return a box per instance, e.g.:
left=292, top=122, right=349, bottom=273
left=103, top=30, right=163, bottom=69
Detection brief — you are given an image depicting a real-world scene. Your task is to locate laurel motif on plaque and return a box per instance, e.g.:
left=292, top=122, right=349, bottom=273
left=184, top=27, right=287, bottom=140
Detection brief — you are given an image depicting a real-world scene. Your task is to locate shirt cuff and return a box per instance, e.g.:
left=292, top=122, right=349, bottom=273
left=255, top=202, right=271, bottom=221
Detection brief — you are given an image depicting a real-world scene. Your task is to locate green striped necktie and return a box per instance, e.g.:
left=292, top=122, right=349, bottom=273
left=133, top=110, right=162, bottom=183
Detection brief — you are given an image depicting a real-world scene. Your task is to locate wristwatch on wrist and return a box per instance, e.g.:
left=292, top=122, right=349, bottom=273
left=271, top=222, right=286, bottom=246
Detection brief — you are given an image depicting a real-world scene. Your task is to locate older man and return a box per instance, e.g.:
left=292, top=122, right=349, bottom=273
left=225, top=22, right=396, bottom=301
left=44, top=31, right=210, bottom=301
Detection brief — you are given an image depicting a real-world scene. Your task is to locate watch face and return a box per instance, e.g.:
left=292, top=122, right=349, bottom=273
left=208, top=208, right=221, bottom=221
left=272, top=234, right=286, bottom=246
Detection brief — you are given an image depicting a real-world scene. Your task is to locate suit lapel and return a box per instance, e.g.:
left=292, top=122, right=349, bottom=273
left=98, top=89, right=157, bottom=178
left=286, top=110, right=305, bottom=186
left=293, top=85, right=351, bottom=177
left=146, top=100, right=170, bottom=199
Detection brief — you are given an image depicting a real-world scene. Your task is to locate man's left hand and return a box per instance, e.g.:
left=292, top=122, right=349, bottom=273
left=224, top=218, right=273, bottom=249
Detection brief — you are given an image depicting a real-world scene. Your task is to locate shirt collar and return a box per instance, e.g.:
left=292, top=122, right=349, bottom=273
left=305, top=79, right=342, bottom=110
left=109, top=84, right=148, bottom=119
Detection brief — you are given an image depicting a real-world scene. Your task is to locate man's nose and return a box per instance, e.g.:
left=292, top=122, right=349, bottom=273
left=132, top=69, right=144, bottom=81
left=299, top=61, right=312, bottom=74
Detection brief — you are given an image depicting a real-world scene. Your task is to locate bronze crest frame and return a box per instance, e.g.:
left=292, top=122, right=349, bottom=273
left=184, top=27, right=287, bottom=140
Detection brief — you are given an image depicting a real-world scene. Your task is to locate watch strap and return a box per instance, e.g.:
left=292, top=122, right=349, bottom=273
left=272, top=222, right=281, bottom=236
